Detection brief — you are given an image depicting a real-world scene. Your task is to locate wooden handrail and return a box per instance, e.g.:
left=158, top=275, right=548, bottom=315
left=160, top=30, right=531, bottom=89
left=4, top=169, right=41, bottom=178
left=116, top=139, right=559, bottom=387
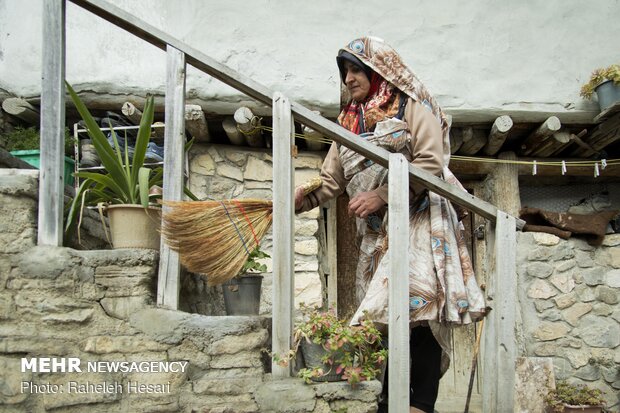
left=68, top=0, right=524, bottom=229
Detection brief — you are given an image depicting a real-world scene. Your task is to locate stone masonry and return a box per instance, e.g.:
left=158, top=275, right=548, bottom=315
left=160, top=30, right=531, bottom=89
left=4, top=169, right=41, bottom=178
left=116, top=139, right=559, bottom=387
left=0, top=170, right=381, bottom=413
left=517, top=232, right=620, bottom=410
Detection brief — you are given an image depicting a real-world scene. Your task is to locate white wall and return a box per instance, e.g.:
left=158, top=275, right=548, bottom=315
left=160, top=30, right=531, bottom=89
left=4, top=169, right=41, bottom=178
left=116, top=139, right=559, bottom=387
left=1, top=0, right=619, bottom=122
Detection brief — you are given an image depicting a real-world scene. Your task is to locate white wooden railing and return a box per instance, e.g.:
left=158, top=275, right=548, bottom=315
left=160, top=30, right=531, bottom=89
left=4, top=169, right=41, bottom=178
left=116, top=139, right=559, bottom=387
left=38, top=1, right=524, bottom=411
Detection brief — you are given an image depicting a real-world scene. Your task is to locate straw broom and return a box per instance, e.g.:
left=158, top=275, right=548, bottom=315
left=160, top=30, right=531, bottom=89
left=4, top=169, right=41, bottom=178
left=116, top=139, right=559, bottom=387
left=161, top=178, right=321, bottom=285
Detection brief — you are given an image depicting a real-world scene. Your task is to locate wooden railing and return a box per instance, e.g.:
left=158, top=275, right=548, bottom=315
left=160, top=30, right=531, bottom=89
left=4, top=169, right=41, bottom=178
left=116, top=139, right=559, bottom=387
left=38, top=0, right=523, bottom=411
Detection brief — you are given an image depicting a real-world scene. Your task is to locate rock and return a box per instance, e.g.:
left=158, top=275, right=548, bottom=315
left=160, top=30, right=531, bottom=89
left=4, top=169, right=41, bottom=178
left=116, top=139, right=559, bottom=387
left=207, top=146, right=224, bottom=162
left=582, top=268, right=606, bottom=286
left=210, top=351, right=264, bottom=369
left=556, top=259, right=577, bottom=272
left=533, top=322, right=571, bottom=341
left=100, top=296, right=150, bottom=320
left=573, top=314, right=620, bottom=348
left=569, top=238, right=596, bottom=251
left=294, top=154, right=323, bottom=170
left=513, top=357, right=555, bottom=413
left=551, top=243, right=575, bottom=261
left=553, top=293, right=576, bottom=309
left=255, top=378, right=317, bottom=413
left=552, top=357, right=572, bottom=380
left=596, top=286, right=618, bottom=305
left=592, top=303, right=613, bottom=316
left=574, top=363, right=600, bottom=381
left=563, top=302, right=592, bottom=326
left=295, top=219, right=319, bottom=236
left=574, top=250, right=595, bottom=268
left=526, top=262, right=553, bottom=278
left=528, top=279, right=557, bottom=299
left=208, top=330, right=269, bottom=355
left=550, top=272, right=575, bottom=294
left=611, top=250, right=620, bottom=269
left=329, top=399, right=378, bottom=413
left=533, top=233, right=560, bottom=246
left=602, top=234, right=620, bottom=246
left=295, top=271, right=323, bottom=308
left=0, top=356, right=31, bottom=404
left=534, top=299, right=555, bottom=312
left=191, top=152, right=215, bottom=175
left=527, top=247, right=553, bottom=261
left=564, top=349, right=591, bottom=369
left=313, top=380, right=381, bottom=402
left=574, top=284, right=597, bottom=302
left=129, top=308, right=189, bottom=345
left=43, top=372, right=121, bottom=410
left=295, top=239, right=319, bottom=256
left=217, top=163, right=243, bottom=182
left=611, top=309, right=620, bottom=323
left=193, top=376, right=261, bottom=395
left=42, top=308, right=93, bottom=324
left=83, top=335, right=169, bottom=354
left=15, top=246, right=74, bottom=279
left=225, top=151, right=248, bottom=166
left=244, top=157, right=272, bottom=182
left=606, top=269, right=620, bottom=288
left=542, top=309, right=562, bottom=322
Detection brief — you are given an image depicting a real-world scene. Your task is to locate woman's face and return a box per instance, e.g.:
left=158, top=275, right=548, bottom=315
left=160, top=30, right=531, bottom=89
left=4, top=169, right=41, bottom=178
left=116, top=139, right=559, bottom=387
left=343, top=61, right=371, bottom=102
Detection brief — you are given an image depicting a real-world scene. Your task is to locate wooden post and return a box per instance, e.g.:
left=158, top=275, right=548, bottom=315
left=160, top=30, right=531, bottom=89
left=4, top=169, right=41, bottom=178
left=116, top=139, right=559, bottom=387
left=482, top=211, right=517, bottom=413
left=486, top=152, right=521, bottom=217
left=520, top=116, right=561, bottom=156
left=222, top=117, right=246, bottom=146
left=234, top=106, right=264, bottom=147
left=326, top=199, right=338, bottom=313
left=2, top=98, right=41, bottom=125
left=388, top=153, right=410, bottom=413
left=184, top=104, right=210, bottom=142
left=483, top=115, right=513, bottom=156
left=157, top=46, right=186, bottom=310
left=38, top=0, right=66, bottom=247
left=272, top=92, right=295, bottom=377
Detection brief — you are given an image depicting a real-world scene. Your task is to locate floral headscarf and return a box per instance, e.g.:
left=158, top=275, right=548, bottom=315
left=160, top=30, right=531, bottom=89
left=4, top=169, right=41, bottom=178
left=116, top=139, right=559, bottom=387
left=337, top=36, right=452, bottom=166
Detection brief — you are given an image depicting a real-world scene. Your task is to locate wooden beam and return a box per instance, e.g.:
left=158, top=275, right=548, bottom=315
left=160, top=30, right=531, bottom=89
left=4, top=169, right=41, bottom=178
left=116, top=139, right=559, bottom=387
left=157, top=46, right=186, bottom=310
left=271, top=92, right=295, bottom=377
left=121, top=101, right=142, bottom=124
left=184, top=104, right=210, bottom=142
left=234, top=106, right=264, bottom=147
left=519, top=116, right=561, bottom=156
left=569, top=112, right=620, bottom=157
left=482, top=211, right=517, bottom=413
left=530, top=131, right=570, bottom=158
left=38, top=0, right=66, bottom=247
left=458, top=127, right=487, bottom=155
left=2, top=98, right=40, bottom=125
left=450, top=127, right=464, bottom=154
left=69, top=0, right=514, bottom=229
left=325, top=199, right=338, bottom=313
left=483, top=115, right=513, bottom=156
left=222, top=117, right=246, bottom=146
left=388, top=153, right=410, bottom=413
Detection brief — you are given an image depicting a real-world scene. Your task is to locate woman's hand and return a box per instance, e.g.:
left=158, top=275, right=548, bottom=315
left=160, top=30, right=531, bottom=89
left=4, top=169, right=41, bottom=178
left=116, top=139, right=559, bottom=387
left=348, top=191, right=386, bottom=218
left=294, top=186, right=305, bottom=211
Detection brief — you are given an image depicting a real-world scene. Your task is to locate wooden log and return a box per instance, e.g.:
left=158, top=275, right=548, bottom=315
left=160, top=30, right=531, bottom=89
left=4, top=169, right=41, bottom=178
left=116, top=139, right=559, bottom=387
left=234, top=106, right=264, bottom=147
left=2, top=97, right=40, bottom=125
left=570, top=112, right=620, bottom=157
left=483, top=115, right=513, bottom=156
left=387, top=153, right=410, bottom=413
left=450, top=127, right=464, bottom=154
left=121, top=101, right=142, bottom=124
left=564, top=129, right=594, bottom=155
left=157, top=45, right=186, bottom=310
left=271, top=92, right=295, bottom=377
left=38, top=0, right=66, bottom=246
left=222, top=117, right=246, bottom=146
left=184, top=104, right=210, bottom=142
left=152, top=121, right=165, bottom=140
left=458, top=127, right=487, bottom=155
left=302, top=111, right=324, bottom=151
left=530, top=131, right=571, bottom=157
left=520, top=116, right=561, bottom=156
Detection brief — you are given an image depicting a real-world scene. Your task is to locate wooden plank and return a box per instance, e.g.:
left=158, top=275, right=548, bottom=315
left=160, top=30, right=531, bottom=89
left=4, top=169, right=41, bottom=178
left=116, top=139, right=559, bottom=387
left=68, top=0, right=512, bottom=230
left=38, top=0, right=66, bottom=247
left=388, top=153, right=410, bottom=413
left=482, top=212, right=517, bottom=413
left=326, top=199, right=338, bottom=313
left=157, top=46, right=186, bottom=310
left=272, top=92, right=295, bottom=377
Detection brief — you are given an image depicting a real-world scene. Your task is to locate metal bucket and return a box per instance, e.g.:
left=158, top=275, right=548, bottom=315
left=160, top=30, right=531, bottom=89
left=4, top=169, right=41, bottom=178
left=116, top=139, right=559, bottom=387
left=222, top=275, right=262, bottom=315
left=595, top=79, right=620, bottom=112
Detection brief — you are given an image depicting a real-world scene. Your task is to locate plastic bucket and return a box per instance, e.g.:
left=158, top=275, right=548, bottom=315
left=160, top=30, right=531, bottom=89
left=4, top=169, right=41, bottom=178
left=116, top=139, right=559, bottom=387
left=222, top=275, right=262, bottom=315
left=10, top=150, right=75, bottom=186
left=106, top=204, right=161, bottom=249
left=595, top=80, right=620, bottom=112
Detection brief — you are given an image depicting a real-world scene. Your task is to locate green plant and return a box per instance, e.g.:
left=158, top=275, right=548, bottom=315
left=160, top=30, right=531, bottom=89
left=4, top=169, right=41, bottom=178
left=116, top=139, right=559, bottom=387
left=64, top=82, right=196, bottom=239
left=1, top=126, right=75, bottom=156
left=545, top=381, right=605, bottom=412
left=239, top=246, right=270, bottom=274
left=274, top=304, right=387, bottom=387
left=580, top=63, right=620, bottom=99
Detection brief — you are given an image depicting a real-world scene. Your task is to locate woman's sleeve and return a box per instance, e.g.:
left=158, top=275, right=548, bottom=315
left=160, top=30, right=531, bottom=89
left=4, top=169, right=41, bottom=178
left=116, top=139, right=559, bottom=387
left=372, top=98, right=445, bottom=203
left=298, top=142, right=348, bottom=212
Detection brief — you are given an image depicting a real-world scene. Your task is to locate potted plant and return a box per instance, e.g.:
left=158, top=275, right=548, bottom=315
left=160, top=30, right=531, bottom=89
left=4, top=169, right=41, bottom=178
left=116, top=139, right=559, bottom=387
left=1, top=125, right=76, bottom=186
left=545, top=381, right=605, bottom=413
left=64, top=82, right=196, bottom=249
left=222, top=246, right=269, bottom=315
left=580, top=63, right=620, bottom=112
left=274, top=304, right=387, bottom=387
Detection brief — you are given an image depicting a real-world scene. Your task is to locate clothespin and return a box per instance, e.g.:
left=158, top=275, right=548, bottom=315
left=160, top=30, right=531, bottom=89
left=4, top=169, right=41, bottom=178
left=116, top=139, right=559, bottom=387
left=601, top=159, right=607, bottom=170
left=594, top=162, right=600, bottom=178
left=561, top=160, right=567, bottom=175
left=532, top=160, right=537, bottom=176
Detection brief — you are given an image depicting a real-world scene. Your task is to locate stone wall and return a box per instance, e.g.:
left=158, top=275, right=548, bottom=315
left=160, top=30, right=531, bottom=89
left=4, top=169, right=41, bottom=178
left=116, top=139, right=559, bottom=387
left=184, top=144, right=325, bottom=316
left=517, top=232, right=620, bottom=410
left=0, top=170, right=381, bottom=413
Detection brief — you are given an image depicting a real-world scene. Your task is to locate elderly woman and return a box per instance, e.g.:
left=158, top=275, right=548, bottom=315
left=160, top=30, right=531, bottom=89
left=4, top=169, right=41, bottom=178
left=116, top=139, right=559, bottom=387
left=295, top=37, right=486, bottom=413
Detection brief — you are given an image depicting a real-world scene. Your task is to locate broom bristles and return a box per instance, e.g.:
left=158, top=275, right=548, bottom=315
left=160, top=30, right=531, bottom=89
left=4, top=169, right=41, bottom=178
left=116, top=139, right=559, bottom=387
left=161, top=199, right=273, bottom=285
